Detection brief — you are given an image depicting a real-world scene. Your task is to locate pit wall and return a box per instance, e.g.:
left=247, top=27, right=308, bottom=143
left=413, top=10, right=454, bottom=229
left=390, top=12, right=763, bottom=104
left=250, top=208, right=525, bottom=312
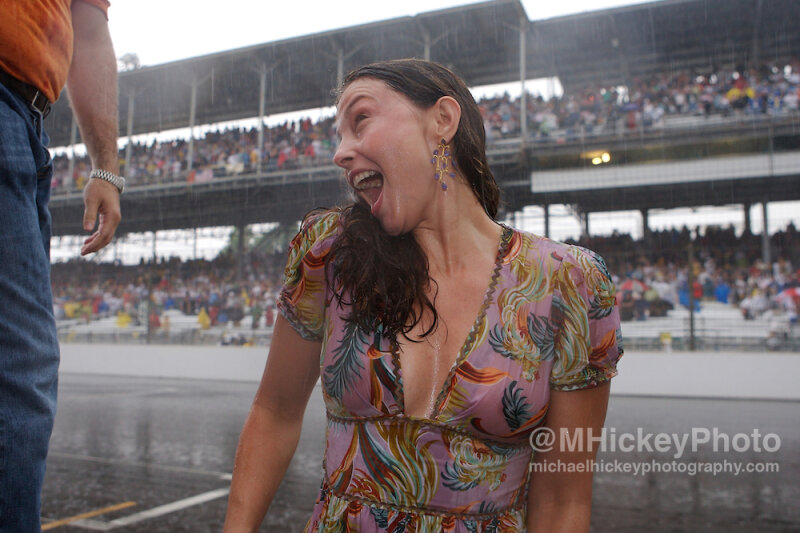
left=59, top=344, right=800, bottom=401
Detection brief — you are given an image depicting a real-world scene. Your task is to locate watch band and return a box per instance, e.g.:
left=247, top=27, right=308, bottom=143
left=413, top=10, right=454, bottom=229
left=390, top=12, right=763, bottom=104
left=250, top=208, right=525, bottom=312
left=89, top=169, right=126, bottom=194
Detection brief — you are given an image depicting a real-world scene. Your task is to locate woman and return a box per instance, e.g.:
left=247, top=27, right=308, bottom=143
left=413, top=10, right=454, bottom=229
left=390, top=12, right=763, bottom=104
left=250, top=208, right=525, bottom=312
left=223, top=59, right=622, bottom=533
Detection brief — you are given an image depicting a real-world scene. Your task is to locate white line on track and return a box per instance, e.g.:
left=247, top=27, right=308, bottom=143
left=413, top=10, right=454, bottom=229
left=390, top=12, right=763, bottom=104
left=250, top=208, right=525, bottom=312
left=72, top=488, right=230, bottom=530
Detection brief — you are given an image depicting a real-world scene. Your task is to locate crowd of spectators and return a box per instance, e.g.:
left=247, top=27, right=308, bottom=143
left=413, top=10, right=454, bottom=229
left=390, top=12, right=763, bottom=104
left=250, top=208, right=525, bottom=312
left=51, top=245, right=287, bottom=334
left=50, top=60, right=800, bottom=193
left=51, top=222, right=800, bottom=347
left=569, top=222, right=800, bottom=329
left=482, top=60, right=800, bottom=141
left=51, top=116, right=339, bottom=191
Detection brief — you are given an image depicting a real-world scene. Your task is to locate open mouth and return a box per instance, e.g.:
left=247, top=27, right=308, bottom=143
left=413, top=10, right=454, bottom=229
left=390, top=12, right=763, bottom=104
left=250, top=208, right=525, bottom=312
left=351, top=170, right=384, bottom=207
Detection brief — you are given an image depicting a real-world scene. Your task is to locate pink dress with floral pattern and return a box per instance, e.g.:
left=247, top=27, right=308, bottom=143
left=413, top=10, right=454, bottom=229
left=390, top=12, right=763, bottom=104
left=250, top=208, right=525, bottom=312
left=277, top=211, right=623, bottom=533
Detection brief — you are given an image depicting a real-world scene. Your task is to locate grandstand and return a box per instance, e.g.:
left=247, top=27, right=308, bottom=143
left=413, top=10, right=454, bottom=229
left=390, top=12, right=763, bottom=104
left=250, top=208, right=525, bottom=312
left=48, top=0, right=800, bottom=350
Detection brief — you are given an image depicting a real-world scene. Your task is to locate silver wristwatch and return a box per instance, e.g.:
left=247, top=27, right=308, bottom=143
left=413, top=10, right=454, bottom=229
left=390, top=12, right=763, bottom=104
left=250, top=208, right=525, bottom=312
left=89, top=169, right=126, bottom=194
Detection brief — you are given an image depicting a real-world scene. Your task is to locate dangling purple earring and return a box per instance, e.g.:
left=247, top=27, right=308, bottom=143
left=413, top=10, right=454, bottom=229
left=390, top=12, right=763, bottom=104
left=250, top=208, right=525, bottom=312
left=432, top=138, right=456, bottom=191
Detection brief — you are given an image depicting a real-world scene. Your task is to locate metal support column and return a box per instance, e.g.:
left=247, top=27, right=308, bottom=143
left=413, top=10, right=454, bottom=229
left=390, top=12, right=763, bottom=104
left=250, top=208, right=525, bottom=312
left=331, top=44, right=363, bottom=88
left=752, top=0, right=764, bottom=68
left=641, top=208, right=650, bottom=243
left=237, top=223, right=246, bottom=282
left=582, top=212, right=590, bottom=239
left=743, top=203, right=752, bottom=234
left=337, top=48, right=344, bottom=87
left=187, top=77, right=197, bottom=172
left=519, top=18, right=528, bottom=142
left=124, top=92, right=135, bottom=177
left=543, top=204, right=550, bottom=238
left=688, top=238, right=696, bottom=351
left=761, top=201, right=770, bottom=265
left=257, top=65, right=267, bottom=174
left=416, top=24, right=449, bottom=63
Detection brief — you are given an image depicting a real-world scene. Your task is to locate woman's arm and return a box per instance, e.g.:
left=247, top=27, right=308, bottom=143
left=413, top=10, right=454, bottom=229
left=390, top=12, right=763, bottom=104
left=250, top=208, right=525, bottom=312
left=526, top=382, right=611, bottom=533
left=223, top=315, right=322, bottom=532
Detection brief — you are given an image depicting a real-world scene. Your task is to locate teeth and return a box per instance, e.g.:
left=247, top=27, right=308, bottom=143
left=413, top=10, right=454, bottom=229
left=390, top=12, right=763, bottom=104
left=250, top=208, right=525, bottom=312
left=352, top=170, right=382, bottom=190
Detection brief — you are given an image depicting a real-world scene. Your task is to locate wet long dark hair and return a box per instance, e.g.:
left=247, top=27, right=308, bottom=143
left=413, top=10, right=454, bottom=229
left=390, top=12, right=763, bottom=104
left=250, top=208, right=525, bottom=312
left=322, top=59, right=501, bottom=342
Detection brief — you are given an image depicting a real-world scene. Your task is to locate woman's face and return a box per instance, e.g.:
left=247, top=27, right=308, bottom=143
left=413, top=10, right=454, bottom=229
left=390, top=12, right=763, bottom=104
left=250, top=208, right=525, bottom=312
left=334, top=78, right=441, bottom=235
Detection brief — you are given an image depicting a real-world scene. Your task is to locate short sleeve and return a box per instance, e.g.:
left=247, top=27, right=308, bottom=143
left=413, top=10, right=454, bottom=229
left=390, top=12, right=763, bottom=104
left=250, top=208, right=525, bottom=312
left=276, top=211, right=340, bottom=342
left=549, top=245, right=623, bottom=391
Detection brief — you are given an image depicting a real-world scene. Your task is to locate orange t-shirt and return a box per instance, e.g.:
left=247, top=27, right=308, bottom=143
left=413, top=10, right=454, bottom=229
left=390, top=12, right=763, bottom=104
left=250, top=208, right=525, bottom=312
left=0, top=0, right=110, bottom=103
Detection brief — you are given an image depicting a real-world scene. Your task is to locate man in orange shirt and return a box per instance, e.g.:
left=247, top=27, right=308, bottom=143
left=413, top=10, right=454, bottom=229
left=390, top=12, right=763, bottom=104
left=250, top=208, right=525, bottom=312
left=0, top=2, right=121, bottom=530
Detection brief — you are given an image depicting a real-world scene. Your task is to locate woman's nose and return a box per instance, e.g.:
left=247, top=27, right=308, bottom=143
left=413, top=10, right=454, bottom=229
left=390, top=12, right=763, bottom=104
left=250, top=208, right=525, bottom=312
left=333, top=138, right=353, bottom=169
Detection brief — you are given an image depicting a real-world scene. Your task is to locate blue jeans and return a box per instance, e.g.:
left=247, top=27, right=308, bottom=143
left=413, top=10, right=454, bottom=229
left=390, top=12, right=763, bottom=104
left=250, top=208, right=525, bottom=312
left=0, top=81, right=59, bottom=532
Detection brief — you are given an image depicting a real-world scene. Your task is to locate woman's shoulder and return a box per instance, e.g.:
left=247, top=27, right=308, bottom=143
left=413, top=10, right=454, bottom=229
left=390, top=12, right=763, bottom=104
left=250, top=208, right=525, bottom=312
left=503, top=226, right=577, bottom=266
left=291, top=208, right=343, bottom=254
left=298, top=208, right=343, bottom=237
left=503, top=226, right=612, bottom=283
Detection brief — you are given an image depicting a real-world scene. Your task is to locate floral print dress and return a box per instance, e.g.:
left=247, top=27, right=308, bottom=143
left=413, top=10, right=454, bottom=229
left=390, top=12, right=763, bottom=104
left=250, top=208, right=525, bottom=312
left=277, top=211, right=623, bottom=533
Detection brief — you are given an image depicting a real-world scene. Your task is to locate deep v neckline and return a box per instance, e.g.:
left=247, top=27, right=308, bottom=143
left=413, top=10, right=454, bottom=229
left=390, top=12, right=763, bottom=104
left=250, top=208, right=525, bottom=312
left=390, top=224, right=513, bottom=420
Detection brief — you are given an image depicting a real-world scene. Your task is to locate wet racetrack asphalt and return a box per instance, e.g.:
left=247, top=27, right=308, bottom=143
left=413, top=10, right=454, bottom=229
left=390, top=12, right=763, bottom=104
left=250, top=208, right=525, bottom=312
left=42, top=374, right=800, bottom=532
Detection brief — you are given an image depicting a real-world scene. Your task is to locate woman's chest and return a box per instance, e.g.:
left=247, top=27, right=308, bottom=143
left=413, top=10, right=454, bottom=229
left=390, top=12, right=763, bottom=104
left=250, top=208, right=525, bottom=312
left=398, top=273, right=497, bottom=418
left=319, top=285, right=559, bottom=442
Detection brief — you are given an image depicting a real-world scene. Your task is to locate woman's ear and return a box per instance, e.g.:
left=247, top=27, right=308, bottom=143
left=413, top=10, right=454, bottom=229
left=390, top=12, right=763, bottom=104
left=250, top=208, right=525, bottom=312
left=432, top=96, right=462, bottom=142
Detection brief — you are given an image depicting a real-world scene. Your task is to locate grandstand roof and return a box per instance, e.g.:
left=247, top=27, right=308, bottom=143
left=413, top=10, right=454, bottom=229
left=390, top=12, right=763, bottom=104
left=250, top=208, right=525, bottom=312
left=44, top=0, right=800, bottom=147
left=45, top=0, right=529, bottom=145
left=535, top=0, right=800, bottom=90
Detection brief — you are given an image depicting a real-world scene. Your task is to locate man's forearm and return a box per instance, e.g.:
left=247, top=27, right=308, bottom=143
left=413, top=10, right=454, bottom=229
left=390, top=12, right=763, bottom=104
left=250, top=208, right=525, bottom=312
left=66, top=2, right=119, bottom=173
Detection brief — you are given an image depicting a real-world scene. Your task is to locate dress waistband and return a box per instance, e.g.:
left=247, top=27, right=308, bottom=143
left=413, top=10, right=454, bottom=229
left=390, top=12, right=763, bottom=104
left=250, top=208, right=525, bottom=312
left=327, top=412, right=532, bottom=450
left=322, top=414, right=533, bottom=518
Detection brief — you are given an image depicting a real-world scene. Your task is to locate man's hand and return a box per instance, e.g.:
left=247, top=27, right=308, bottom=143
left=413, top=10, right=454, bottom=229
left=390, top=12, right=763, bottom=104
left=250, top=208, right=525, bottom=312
left=81, top=178, right=121, bottom=255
